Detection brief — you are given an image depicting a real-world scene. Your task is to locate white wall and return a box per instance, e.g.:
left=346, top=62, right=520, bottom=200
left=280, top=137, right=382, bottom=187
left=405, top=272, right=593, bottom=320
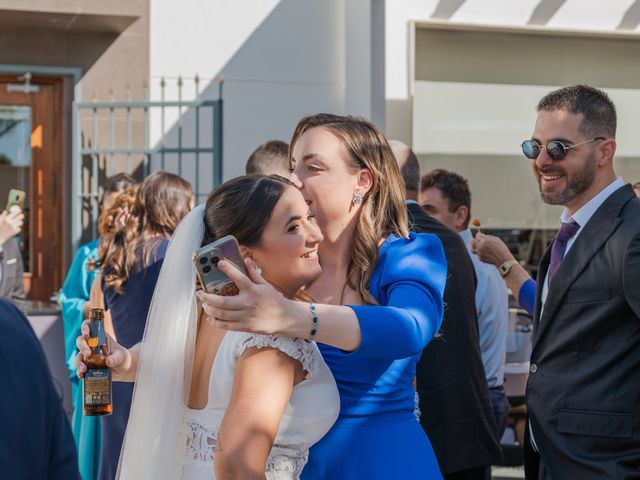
left=150, top=0, right=383, bottom=185
left=385, top=0, right=640, bottom=143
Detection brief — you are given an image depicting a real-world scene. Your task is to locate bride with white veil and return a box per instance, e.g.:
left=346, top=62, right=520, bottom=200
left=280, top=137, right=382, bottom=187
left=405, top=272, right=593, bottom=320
left=114, top=175, right=339, bottom=479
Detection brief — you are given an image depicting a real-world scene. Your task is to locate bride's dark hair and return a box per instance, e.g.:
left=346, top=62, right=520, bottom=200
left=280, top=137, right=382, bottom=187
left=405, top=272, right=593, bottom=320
left=203, top=174, right=296, bottom=247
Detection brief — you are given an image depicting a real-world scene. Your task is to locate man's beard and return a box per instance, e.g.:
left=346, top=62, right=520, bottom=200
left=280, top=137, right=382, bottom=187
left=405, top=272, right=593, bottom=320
left=537, top=156, right=597, bottom=206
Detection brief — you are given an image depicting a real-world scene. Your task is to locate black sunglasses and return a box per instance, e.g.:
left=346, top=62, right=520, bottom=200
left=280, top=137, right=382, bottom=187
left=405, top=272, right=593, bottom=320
left=521, top=137, right=605, bottom=161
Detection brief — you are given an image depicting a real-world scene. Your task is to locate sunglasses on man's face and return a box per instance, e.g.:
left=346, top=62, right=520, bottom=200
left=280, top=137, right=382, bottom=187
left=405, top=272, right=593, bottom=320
left=521, top=137, right=605, bottom=161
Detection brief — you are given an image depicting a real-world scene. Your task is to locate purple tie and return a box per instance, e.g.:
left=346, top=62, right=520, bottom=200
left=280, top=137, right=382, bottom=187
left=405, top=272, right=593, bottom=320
left=548, top=220, right=580, bottom=284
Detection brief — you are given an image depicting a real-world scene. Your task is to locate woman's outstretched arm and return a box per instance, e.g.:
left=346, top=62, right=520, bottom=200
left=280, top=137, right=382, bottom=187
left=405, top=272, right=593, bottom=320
left=200, top=234, right=446, bottom=359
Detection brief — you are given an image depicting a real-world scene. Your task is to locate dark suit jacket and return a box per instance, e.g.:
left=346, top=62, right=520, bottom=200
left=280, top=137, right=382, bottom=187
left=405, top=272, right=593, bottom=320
left=0, top=299, right=80, bottom=479
left=525, top=185, right=640, bottom=479
left=0, top=237, right=25, bottom=300
left=409, top=203, right=503, bottom=473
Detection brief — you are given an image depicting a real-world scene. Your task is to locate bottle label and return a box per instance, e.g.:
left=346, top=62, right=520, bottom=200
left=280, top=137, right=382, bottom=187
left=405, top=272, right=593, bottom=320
left=84, top=368, right=112, bottom=406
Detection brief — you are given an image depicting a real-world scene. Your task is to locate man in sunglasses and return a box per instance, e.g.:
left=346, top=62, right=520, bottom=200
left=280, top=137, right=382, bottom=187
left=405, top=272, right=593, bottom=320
left=522, top=85, right=640, bottom=479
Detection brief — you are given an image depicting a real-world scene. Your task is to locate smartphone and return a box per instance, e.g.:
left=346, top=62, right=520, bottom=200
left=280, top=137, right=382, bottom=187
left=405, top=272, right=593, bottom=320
left=6, top=189, right=26, bottom=212
left=192, top=235, right=248, bottom=296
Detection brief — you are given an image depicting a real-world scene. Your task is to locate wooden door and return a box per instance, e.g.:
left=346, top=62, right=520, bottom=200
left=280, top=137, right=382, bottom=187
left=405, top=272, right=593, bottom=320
left=0, top=75, right=64, bottom=300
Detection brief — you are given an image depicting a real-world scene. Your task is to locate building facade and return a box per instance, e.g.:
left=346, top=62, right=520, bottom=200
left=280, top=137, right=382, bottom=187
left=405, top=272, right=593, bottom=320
left=3, top=0, right=640, bottom=298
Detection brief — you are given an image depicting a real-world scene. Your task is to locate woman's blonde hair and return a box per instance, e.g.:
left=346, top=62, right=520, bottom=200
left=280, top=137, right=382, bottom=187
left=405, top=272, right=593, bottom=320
left=92, top=186, right=139, bottom=291
left=289, top=114, right=409, bottom=305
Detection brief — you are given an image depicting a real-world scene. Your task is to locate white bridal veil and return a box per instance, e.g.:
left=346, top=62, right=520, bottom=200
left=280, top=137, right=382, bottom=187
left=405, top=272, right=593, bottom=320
left=116, top=204, right=205, bottom=479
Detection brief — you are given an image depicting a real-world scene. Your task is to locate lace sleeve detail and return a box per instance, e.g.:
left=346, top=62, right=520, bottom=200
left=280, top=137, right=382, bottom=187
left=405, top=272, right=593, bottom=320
left=234, top=334, right=318, bottom=379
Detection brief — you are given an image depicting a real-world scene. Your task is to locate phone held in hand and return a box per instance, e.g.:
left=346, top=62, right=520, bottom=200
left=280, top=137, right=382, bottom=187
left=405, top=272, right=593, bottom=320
left=6, top=189, right=25, bottom=212
left=192, top=235, right=248, bottom=296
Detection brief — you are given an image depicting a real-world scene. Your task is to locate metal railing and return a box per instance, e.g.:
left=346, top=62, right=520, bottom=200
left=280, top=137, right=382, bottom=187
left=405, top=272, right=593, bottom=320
left=71, top=77, right=223, bottom=250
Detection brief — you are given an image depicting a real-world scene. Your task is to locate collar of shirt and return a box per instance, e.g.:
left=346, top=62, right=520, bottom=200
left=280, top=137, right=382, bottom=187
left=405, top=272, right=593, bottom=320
left=459, top=228, right=472, bottom=249
left=542, top=176, right=625, bottom=307
left=560, top=176, right=625, bottom=229
left=405, top=199, right=419, bottom=206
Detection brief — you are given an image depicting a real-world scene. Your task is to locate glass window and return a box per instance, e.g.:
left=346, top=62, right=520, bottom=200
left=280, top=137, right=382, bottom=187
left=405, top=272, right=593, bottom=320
left=0, top=105, right=31, bottom=271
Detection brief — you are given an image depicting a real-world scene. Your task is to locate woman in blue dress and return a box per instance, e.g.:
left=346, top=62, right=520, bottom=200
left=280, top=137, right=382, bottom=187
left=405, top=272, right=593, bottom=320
left=201, top=114, right=448, bottom=478
left=59, top=173, right=135, bottom=480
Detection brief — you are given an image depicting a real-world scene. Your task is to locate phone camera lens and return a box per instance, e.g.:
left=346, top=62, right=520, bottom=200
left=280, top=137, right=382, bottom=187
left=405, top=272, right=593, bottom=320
left=202, top=265, right=212, bottom=273
left=199, top=257, right=208, bottom=265
left=212, top=256, right=220, bottom=266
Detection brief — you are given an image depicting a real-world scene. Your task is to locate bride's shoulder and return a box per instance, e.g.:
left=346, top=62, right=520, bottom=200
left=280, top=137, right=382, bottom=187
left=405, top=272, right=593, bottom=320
left=229, top=333, right=321, bottom=379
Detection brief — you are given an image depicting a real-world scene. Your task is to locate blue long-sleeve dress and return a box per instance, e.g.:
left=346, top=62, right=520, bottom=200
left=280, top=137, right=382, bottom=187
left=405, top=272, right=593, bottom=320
left=59, top=239, right=101, bottom=480
left=301, top=232, right=448, bottom=479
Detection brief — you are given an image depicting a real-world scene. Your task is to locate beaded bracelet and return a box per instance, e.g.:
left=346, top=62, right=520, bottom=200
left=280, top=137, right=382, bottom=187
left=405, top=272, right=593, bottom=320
left=308, top=303, right=319, bottom=340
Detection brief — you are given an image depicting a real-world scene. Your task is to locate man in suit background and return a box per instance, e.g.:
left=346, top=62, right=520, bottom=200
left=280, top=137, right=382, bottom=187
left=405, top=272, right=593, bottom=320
left=523, top=85, right=640, bottom=478
left=390, top=140, right=502, bottom=480
left=0, top=206, right=25, bottom=300
left=0, top=298, right=80, bottom=479
left=419, top=169, right=510, bottom=441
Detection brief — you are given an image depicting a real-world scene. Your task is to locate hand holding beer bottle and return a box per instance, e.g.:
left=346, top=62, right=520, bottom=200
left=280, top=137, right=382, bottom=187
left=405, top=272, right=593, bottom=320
left=83, top=308, right=112, bottom=416
left=76, top=315, right=138, bottom=383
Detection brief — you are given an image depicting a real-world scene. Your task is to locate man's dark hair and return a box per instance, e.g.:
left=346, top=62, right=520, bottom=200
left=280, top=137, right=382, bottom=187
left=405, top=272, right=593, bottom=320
left=401, top=149, right=420, bottom=195
left=420, top=169, right=472, bottom=229
left=537, top=85, right=617, bottom=138
left=633, top=181, right=640, bottom=190
left=245, top=140, right=290, bottom=176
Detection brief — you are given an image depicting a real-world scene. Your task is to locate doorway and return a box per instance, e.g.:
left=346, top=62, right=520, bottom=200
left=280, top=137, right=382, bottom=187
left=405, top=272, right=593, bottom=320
left=0, top=74, right=64, bottom=300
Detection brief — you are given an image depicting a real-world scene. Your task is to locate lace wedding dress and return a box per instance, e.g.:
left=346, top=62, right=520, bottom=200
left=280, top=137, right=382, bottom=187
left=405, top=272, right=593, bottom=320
left=180, top=332, right=340, bottom=480
left=115, top=207, right=339, bottom=480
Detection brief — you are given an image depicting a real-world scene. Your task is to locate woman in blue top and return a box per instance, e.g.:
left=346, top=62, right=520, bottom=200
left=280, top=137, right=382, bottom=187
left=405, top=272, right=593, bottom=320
left=201, top=114, right=448, bottom=478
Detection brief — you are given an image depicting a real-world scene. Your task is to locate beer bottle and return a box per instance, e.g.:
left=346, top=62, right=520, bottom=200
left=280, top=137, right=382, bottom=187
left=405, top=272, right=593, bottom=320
left=83, top=308, right=113, bottom=416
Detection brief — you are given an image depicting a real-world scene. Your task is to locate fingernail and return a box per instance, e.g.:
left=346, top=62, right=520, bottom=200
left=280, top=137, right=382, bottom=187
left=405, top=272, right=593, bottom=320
left=218, top=260, right=227, bottom=268
left=195, top=290, right=203, bottom=298
left=206, top=316, right=214, bottom=325
left=106, top=358, right=113, bottom=367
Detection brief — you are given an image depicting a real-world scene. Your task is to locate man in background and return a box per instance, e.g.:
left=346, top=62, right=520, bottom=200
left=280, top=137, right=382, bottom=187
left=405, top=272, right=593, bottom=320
left=420, top=169, right=510, bottom=440
left=245, top=139, right=290, bottom=177
left=390, top=140, right=502, bottom=479
left=521, top=85, right=640, bottom=478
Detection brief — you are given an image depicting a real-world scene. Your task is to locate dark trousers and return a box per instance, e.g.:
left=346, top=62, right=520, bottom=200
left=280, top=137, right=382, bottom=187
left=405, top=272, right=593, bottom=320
left=444, top=465, right=490, bottom=480
left=489, top=384, right=509, bottom=439
left=445, top=386, right=509, bottom=480
left=523, top=421, right=552, bottom=480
